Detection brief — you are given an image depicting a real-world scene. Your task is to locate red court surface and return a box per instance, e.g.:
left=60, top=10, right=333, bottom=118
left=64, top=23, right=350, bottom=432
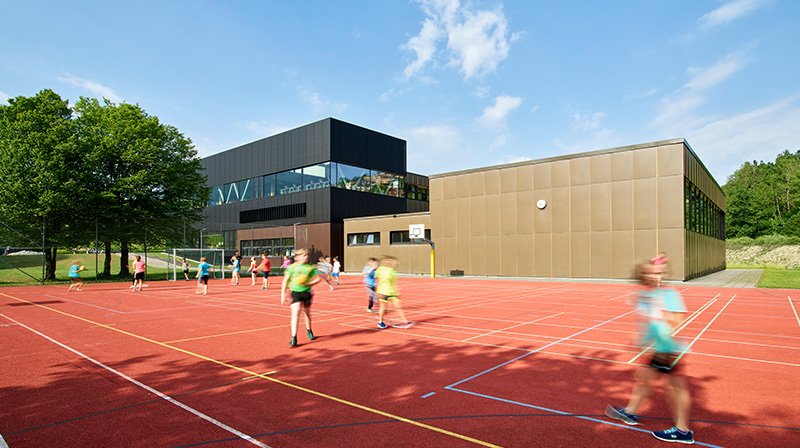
left=1, top=276, right=798, bottom=447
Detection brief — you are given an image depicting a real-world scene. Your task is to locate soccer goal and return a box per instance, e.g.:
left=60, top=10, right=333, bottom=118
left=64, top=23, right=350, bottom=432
left=168, top=248, right=227, bottom=281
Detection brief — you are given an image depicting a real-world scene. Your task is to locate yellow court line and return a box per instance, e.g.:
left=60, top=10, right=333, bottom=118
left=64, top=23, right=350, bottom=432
left=165, top=314, right=360, bottom=344
left=0, top=291, right=502, bottom=448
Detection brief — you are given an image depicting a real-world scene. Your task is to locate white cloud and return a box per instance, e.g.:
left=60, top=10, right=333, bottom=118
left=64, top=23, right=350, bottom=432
left=687, top=97, right=800, bottom=183
left=299, top=86, right=347, bottom=115
left=57, top=72, right=123, bottom=103
left=240, top=120, right=292, bottom=137
left=571, top=111, right=607, bottom=131
left=497, top=154, right=532, bottom=165
left=0, top=90, right=9, bottom=104
left=651, top=53, right=747, bottom=128
left=406, top=123, right=465, bottom=173
left=401, top=0, right=517, bottom=81
left=472, top=85, right=490, bottom=98
left=477, top=95, right=522, bottom=130
left=699, top=0, right=768, bottom=29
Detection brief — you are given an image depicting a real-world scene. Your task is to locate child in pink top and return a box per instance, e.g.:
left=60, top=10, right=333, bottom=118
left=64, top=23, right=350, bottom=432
left=132, top=255, right=146, bottom=292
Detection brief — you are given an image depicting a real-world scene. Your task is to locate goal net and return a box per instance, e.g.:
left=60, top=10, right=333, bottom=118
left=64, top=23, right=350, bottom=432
left=168, top=248, right=228, bottom=281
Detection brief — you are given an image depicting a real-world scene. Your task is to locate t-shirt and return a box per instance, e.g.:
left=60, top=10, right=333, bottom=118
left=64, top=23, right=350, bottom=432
left=68, top=265, right=80, bottom=278
left=133, top=260, right=146, bottom=274
left=317, top=262, right=332, bottom=275
left=198, top=262, right=211, bottom=277
left=232, top=259, right=241, bottom=271
left=333, top=261, right=341, bottom=274
left=362, top=265, right=376, bottom=288
left=375, top=266, right=397, bottom=297
left=285, top=263, right=317, bottom=292
left=637, top=287, right=687, bottom=353
left=259, top=258, right=271, bottom=272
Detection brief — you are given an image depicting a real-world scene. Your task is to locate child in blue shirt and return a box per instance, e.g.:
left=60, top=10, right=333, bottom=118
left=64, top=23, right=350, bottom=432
left=195, top=257, right=212, bottom=295
left=362, top=257, right=377, bottom=312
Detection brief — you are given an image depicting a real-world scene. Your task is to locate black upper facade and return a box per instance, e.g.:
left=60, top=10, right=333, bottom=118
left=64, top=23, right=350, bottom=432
left=201, top=118, right=428, bottom=233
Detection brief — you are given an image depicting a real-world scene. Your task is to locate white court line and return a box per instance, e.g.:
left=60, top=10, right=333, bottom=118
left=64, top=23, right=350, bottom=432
left=446, top=309, right=636, bottom=389
left=461, top=312, right=565, bottom=342
left=0, top=312, right=271, bottom=448
left=0, top=433, right=8, bottom=448
left=671, top=294, right=737, bottom=367
left=43, top=294, right=127, bottom=314
left=627, top=295, right=718, bottom=364
left=789, top=296, right=800, bottom=329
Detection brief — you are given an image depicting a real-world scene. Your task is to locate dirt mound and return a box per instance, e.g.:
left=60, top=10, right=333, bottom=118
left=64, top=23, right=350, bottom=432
left=726, top=245, right=800, bottom=269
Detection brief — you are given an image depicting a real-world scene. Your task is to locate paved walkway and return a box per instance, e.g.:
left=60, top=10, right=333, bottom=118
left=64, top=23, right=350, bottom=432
left=682, top=269, right=762, bottom=288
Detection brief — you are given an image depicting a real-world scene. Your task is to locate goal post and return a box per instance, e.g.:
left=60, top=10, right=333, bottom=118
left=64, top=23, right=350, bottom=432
left=168, top=248, right=227, bottom=281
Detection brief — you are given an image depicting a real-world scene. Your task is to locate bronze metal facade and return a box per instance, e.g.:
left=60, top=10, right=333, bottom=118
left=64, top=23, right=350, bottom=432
left=344, top=138, right=725, bottom=280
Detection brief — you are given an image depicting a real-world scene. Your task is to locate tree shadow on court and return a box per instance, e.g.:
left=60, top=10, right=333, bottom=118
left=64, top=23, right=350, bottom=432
left=3, top=322, right=799, bottom=447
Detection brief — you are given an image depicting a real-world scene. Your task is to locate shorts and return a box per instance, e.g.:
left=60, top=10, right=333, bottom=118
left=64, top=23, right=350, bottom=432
left=650, top=353, right=680, bottom=374
left=199, top=275, right=209, bottom=285
left=376, top=294, right=398, bottom=303
left=262, top=271, right=270, bottom=278
left=134, top=272, right=145, bottom=281
left=290, top=291, right=313, bottom=305
left=233, top=268, right=241, bottom=273
left=332, top=272, right=340, bottom=278
left=183, top=269, right=189, bottom=274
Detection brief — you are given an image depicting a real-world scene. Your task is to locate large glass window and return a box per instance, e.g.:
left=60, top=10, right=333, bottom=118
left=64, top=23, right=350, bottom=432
left=235, top=178, right=255, bottom=202
left=303, top=162, right=332, bottom=191
left=348, top=232, right=380, bottom=246
left=209, top=185, right=224, bottom=206
left=263, top=174, right=276, bottom=197
left=336, top=164, right=372, bottom=192
left=277, top=169, right=303, bottom=195
left=390, top=229, right=431, bottom=244
left=372, top=170, right=404, bottom=197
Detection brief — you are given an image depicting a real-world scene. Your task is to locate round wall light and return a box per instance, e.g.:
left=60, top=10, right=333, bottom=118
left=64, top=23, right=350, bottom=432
left=536, top=199, right=547, bottom=210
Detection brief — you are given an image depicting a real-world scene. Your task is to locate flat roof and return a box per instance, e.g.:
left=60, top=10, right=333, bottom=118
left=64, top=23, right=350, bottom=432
left=429, top=138, right=687, bottom=179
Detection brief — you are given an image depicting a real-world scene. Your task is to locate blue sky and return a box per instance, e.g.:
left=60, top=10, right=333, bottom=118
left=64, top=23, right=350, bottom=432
left=1, top=0, right=798, bottom=183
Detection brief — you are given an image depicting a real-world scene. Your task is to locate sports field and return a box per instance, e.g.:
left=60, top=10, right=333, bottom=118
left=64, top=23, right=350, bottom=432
left=1, top=277, right=798, bottom=447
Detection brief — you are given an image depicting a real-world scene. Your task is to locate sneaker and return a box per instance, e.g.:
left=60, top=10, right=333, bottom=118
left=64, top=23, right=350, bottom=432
left=377, top=321, right=388, bottom=329
left=366, top=308, right=374, bottom=313
left=652, top=426, right=694, bottom=444
left=393, top=322, right=415, bottom=329
left=289, top=336, right=297, bottom=347
left=604, top=405, right=640, bottom=426
left=307, top=329, right=315, bottom=340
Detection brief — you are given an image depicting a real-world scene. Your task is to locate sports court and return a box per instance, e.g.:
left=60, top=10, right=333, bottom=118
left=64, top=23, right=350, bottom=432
left=1, top=276, right=798, bottom=447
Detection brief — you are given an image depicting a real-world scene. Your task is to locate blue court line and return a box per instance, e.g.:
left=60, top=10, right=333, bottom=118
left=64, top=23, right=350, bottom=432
left=446, top=309, right=636, bottom=389
left=421, top=392, right=436, bottom=399
left=446, top=386, right=724, bottom=448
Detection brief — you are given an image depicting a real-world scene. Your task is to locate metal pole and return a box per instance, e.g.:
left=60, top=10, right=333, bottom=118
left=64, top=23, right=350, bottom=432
left=41, top=218, right=45, bottom=285
left=95, top=217, right=99, bottom=281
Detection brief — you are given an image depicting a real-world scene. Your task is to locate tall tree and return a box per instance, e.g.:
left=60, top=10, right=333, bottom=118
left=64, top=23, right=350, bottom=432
left=74, top=98, right=207, bottom=276
left=0, top=90, right=88, bottom=279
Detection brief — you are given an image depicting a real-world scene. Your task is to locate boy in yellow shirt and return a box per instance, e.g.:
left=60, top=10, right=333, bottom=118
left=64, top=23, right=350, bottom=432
left=375, top=256, right=413, bottom=329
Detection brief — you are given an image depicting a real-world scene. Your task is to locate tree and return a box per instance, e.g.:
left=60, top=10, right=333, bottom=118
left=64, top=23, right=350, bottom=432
left=74, top=98, right=207, bottom=276
left=0, top=89, right=90, bottom=279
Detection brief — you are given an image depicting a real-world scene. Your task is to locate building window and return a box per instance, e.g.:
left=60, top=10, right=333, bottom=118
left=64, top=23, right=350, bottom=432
left=684, top=178, right=724, bottom=240
left=240, top=238, right=295, bottom=257
left=240, top=203, right=307, bottom=224
left=347, top=232, right=381, bottom=246
left=390, top=229, right=431, bottom=244
left=303, top=162, right=333, bottom=191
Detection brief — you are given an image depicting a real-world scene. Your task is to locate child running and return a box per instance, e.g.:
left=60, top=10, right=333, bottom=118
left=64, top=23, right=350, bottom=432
left=362, top=257, right=378, bottom=312
left=651, top=251, right=669, bottom=286
left=182, top=257, right=190, bottom=281
left=131, top=255, right=146, bottom=292
left=280, top=248, right=320, bottom=347
left=67, top=260, right=86, bottom=292
left=605, top=261, right=694, bottom=444
left=249, top=256, right=258, bottom=285
left=332, top=256, right=341, bottom=285
left=375, top=255, right=413, bottom=329
left=229, top=254, right=241, bottom=286
left=195, top=257, right=212, bottom=295
left=281, top=255, right=291, bottom=269
left=258, top=254, right=271, bottom=290
left=317, top=256, right=334, bottom=290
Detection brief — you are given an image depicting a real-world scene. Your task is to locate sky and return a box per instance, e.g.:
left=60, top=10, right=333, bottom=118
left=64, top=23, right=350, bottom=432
left=1, top=0, right=798, bottom=184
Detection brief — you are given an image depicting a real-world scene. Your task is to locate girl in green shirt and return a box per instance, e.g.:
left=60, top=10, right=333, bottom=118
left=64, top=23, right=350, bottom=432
left=281, top=248, right=321, bottom=347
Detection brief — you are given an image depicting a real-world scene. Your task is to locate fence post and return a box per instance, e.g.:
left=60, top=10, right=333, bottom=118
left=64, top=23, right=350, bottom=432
left=41, top=218, right=45, bottom=285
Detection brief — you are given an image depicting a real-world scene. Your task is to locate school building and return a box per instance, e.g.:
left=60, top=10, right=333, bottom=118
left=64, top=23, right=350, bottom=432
left=343, top=138, right=725, bottom=281
left=200, top=118, right=430, bottom=263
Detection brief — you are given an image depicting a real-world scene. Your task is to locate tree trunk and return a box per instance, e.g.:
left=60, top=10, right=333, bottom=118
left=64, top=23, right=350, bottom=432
left=103, top=240, right=112, bottom=277
left=44, top=246, right=57, bottom=280
left=119, top=241, right=130, bottom=276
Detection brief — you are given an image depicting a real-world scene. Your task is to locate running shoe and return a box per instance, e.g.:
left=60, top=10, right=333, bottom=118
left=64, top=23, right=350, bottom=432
left=652, top=426, right=694, bottom=444
left=307, top=329, right=315, bottom=340
left=289, top=336, right=297, bottom=347
left=604, top=405, right=640, bottom=426
left=377, top=321, right=388, bottom=329
left=366, top=308, right=374, bottom=313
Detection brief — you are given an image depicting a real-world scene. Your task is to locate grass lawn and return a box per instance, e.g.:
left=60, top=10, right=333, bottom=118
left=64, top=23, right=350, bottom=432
left=0, top=253, right=172, bottom=286
left=757, top=268, right=800, bottom=289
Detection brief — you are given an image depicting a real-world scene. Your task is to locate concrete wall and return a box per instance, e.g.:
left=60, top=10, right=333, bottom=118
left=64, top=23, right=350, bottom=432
left=343, top=212, right=432, bottom=274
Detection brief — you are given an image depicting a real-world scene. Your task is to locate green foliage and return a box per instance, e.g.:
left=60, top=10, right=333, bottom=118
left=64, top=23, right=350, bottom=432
left=724, top=150, right=800, bottom=238
left=0, top=90, right=208, bottom=278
